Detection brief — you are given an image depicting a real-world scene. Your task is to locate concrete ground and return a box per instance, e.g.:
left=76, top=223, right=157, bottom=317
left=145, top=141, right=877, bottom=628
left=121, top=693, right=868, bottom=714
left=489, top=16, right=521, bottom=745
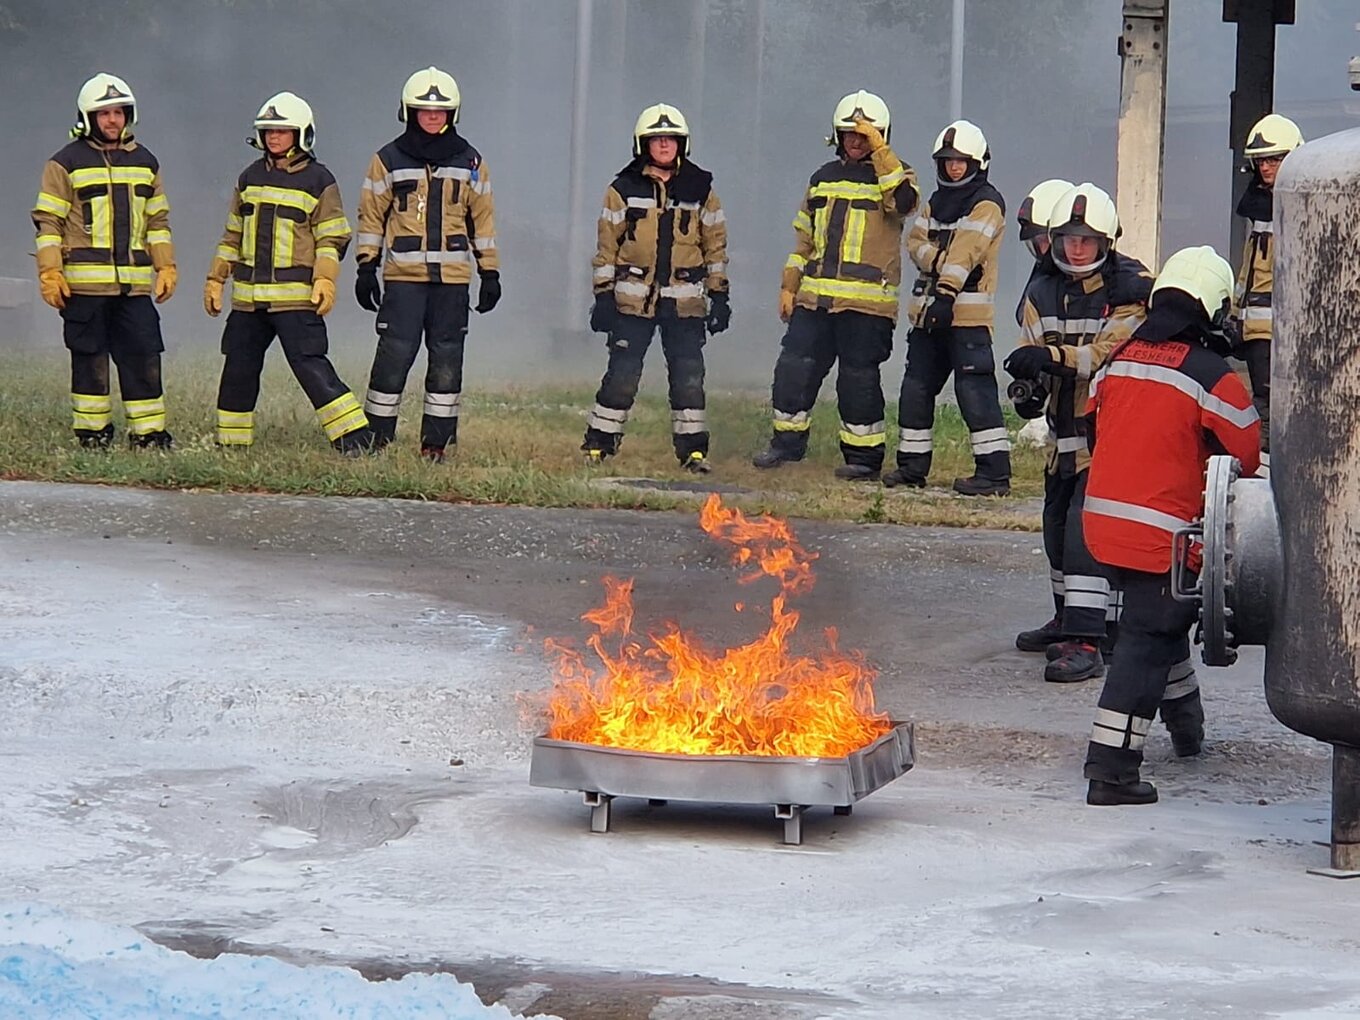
left=0, top=481, right=1353, bottom=1020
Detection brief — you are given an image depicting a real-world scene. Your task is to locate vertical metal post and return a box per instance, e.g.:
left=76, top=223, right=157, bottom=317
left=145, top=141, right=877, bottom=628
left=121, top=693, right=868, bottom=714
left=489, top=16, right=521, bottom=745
left=949, top=0, right=965, bottom=120
left=1116, top=0, right=1170, bottom=272
left=1331, top=745, right=1360, bottom=873
left=564, top=0, right=594, bottom=331
left=689, top=0, right=709, bottom=127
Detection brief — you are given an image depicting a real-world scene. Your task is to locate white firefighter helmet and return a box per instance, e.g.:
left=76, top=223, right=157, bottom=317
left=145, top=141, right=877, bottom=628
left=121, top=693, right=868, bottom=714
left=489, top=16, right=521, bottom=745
left=1151, top=245, right=1235, bottom=323
left=399, top=66, right=461, bottom=124
left=1017, top=178, right=1075, bottom=240
left=1048, top=183, right=1120, bottom=276
left=74, top=73, right=137, bottom=139
left=632, top=103, right=691, bottom=158
left=251, top=91, right=316, bottom=153
left=932, top=119, right=989, bottom=171
left=1243, top=113, right=1303, bottom=162
left=830, top=90, right=892, bottom=144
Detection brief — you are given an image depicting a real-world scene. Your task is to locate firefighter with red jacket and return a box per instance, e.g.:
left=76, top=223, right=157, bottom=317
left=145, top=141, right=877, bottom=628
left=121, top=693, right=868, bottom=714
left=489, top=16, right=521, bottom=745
left=1081, top=246, right=1261, bottom=806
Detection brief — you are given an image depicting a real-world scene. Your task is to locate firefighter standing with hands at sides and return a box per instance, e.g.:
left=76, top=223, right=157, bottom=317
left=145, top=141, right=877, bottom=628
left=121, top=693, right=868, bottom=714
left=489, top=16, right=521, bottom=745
left=1004, top=184, right=1152, bottom=685
left=1081, top=246, right=1260, bottom=806
left=889, top=120, right=1010, bottom=495
left=582, top=104, right=729, bottom=474
left=356, top=67, right=501, bottom=462
left=204, top=92, right=374, bottom=454
left=1232, top=113, right=1303, bottom=467
left=750, top=90, right=919, bottom=480
left=32, top=73, right=177, bottom=449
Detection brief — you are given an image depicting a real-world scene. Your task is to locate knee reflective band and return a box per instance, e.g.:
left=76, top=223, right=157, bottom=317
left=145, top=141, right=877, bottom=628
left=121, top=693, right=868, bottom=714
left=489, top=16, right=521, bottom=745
left=423, top=391, right=460, bottom=419
left=896, top=427, right=932, bottom=454
left=970, top=427, right=1010, bottom=456
left=1163, top=659, right=1200, bottom=700
left=316, top=392, right=368, bottom=441
left=671, top=408, right=707, bottom=435
left=124, top=397, right=167, bottom=436
left=364, top=389, right=402, bottom=419
left=1063, top=574, right=1111, bottom=611
left=840, top=420, right=886, bottom=447
left=1050, top=568, right=1066, bottom=597
left=773, top=409, right=810, bottom=432
left=71, top=392, right=113, bottom=432
left=1089, top=708, right=1152, bottom=751
left=216, top=409, right=255, bottom=446
left=587, top=404, right=628, bottom=435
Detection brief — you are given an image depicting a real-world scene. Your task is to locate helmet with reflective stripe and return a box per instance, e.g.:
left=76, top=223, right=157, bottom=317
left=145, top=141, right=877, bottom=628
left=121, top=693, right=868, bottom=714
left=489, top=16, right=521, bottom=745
left=400, top=66, right=461, bottom=124
left=1151, top=245, right=1235, bottom=324
left=1048, top=183, right=1119, bottom=276
left=251, top=91, right=316, bottom=154
left=830, top=90, right=891, bottom=144
left=1017, top=178, right=1074, bottom=240
left=1243, top=113, right=1303, bottom=162
left=633, top=103, right=691, bottom=158
left=74, top=73, right=136, bottom=139
left=932, top=119, right=989, bottom=186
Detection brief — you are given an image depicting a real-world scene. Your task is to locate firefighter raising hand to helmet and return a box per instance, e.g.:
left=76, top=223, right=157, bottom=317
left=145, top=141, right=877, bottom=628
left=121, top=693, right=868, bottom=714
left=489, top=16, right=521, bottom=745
left=207, top=92, right=374, bottom=454
left=356, top=67, right=500, bottom=462
left=581, top=104, right=729, bottom=474
left=890, top=120, right=1010, bottom=495
left=751, top=90, right=919, bottom=481
left=33, top=73, right=177, bottom=449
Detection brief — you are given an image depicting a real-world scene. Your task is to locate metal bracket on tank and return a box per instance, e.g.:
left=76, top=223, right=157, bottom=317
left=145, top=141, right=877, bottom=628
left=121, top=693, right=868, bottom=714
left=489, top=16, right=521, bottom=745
left=1173, top=455, right=1240, bottom=667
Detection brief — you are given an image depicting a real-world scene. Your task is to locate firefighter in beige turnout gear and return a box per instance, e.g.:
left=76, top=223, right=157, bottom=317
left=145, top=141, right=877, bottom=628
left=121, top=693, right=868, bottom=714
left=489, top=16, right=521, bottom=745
left=32, top=73, right=177, bottom=449
left=583, top=103, right=729, bottom=473
left=205, top=92, right=373, bottom=454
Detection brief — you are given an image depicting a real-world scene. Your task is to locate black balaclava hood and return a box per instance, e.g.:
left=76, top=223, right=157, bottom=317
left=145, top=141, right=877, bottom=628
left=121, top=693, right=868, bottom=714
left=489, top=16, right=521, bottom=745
left=394, top=114, right=468, bottom=163
left=1236, top=175, right=1273, bottom=223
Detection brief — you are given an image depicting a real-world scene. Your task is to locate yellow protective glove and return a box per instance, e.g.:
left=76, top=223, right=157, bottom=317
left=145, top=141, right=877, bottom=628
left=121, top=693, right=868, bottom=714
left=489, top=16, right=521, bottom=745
left=203, top=279, right=224, bottom=318
left=311, top=277, right=336, bottom=317
left=39, top=267, right=70, bottom=310
left=779, top=289, right=796, bottom=323
left=853, top=117, right=887, bottom=154
left=153, top=264, right=178, bottom=304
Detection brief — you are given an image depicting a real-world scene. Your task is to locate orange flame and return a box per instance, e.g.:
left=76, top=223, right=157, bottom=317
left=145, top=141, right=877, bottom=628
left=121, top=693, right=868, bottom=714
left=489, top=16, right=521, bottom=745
left=543, top=495, right=890, bottom=757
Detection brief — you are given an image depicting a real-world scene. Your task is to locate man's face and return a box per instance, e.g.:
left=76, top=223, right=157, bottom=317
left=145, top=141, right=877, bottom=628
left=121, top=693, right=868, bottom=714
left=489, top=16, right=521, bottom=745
left=264, top=128, right=297, bottom=156
left=416, top=108, right=448, bottom=135
left=1061, top=233, right=1100, bottom=268
left=647, top=135, right=679, bottom=165
left=841, top=131, right=871, bottom=161
left=94, top=107, right=126, bottom=142
left=1256, top=154, right=1284, bottom=187
left=943, top=158, right=969, bottom=182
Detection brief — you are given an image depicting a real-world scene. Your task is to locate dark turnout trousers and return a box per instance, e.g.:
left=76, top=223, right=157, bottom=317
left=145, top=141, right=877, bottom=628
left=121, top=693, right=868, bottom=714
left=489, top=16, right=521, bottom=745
left=61, top=293, right=167, bottom=441
left=1042, top=469, right=1110, bottom=640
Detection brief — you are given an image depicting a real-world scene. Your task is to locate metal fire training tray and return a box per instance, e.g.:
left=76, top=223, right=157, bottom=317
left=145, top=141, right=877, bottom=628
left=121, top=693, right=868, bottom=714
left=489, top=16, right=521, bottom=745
left=529, top=721, right=914, bottom=845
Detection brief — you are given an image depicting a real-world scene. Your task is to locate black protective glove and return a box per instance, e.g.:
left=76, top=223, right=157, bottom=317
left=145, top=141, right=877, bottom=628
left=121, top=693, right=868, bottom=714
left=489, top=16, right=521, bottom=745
left=590, top=291, right=617, bottom=334
left=475, top=270, right=501, bottom=314
left=705, top=291, right=731, bottom=334
left=1003, top=345, right=1055, bottom=381
left=354, top=260, right=381, bottom=312
left=922, top=292, right=954, bottom=331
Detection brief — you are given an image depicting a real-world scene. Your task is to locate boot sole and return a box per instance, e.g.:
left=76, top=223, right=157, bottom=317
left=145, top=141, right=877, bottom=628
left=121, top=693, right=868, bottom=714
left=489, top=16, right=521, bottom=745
left=1017, top=635, right=1062, bottom=653
left=1086, top=786, right=1159, bottom=806
left=1045, top=664, right=1106, bottom=684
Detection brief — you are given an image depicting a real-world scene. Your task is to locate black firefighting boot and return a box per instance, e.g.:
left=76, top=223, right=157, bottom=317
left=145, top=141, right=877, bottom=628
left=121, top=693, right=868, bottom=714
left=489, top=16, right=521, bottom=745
left=953, top=474, right=1011, bottom=497
left=129, top=430, right=174, bottom=451
left=1087, top=779, right=1159, bottom=806
left=752, top=444, right=803, bottom=469
left=682, top=451, right=711, bottom=475
left=369, top=416, right=397, bottom=452
left=420, top=444, right=448, bottom=464
left=1016, top=616, right=1063, bottom=653
left=881, top=468, right=927, bottom=489
left=76, top=425, right=115, bottom=450
left=333, top=426, right=376, bottom=457
left=833, top=463, right=880, bottom=482
left=1044, top=641, right=1106, bottom=683
left=1160, top=691, right=1205, bottom=758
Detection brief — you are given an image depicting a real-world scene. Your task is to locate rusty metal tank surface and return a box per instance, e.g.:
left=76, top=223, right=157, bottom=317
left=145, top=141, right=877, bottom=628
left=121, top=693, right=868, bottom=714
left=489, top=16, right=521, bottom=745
left=1269, top=125, right=1360, bottom=749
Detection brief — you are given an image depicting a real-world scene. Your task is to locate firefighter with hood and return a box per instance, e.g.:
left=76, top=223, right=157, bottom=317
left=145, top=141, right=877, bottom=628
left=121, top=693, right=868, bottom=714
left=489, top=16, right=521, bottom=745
left=889, top=120, right=1010, bottom=495
left=582, top=103, right=728, bottom=473
left=1232, top=113, right=1303, bottom=465
left=1003, top=183, right=1152, bottom=684
left=750, top=90, right=918, bottom=480
left=1012, top=178, right=1072, bottom=326
left=1081, top=246, right=1260, bottom=805
left=205, top=92, right=373, bottom=454
left=33, top=73, right=177, bottom=449
left=356, top=67, right=500, bottom=462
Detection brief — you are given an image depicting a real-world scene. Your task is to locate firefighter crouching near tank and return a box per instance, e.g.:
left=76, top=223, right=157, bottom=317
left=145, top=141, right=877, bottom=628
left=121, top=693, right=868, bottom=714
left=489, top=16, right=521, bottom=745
left=582, top=104, right=729, bottom=474
left=1232, top=113, right=1303, bottom=469
left=204, top=92, right=373, bottom=454
left=33, top=73, right=177, bottom=449
left=356, top=67, right=501, bottom=462
left=889, top=120, right=1010, bottom=495
left=1081, top=246, right=1260, bottom=806
left=750, top=90, right=918, bottom=481
left=1004, top=183, right=1152, bottom=684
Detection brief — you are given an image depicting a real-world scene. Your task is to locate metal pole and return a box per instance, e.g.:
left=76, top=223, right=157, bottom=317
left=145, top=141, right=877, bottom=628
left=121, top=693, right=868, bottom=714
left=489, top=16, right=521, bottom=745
left=949, top=0, right=965, bottom=120
left=1331, top=745, right=1360, bottom=873
left=1115, top=0, right=1170, bottom=271
left=564, top=0, right=593, bottom=331
left=1226, top=0, right=1279, bottom=263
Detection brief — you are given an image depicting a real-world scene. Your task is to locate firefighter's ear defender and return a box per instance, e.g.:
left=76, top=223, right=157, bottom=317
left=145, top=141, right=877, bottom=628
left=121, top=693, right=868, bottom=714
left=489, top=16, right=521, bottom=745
left=633, top=104, right=691, bottom=158
left=399, top=66, right=461, bottom=124
left=250, top=91, right=316, bottom=153
left=1047, top=183, right=1120, bottom=276
left=1242, top=113, right=1303, bottom=165
left=828, top=90, right=892, bottom=147
left=74, top=73, right=137, bottom=140
left=1151, top=245, right=1236, bottom=323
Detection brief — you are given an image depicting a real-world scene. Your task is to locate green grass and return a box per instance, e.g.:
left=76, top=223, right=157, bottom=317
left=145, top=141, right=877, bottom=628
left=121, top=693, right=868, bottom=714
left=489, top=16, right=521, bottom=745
left=0, top=350, right=1045, bottom=530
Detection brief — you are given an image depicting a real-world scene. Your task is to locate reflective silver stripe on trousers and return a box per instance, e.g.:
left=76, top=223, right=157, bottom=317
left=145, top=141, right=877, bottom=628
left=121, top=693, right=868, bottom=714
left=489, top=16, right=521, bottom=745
left=1163, top=658, right=1200, bottom=700
left=423, top=391, right=460, bottom=418
left=587, top=403, right=629, bottom=434
left=1050, top=568, right=1065, bottom=596
left=1089, top=708, right=1152, bottom=750
left=970, top=426, right=1010, bottom=456
left=1055, top=435, right=1087, bottom=454
left=364, top=389, right=402, bottom=417
left=1063, top=573, right=1111, bottom=610
left=842, top=420, right=885, bottom=437
left=774, top=409, right=810, bottom=425
left=671, top=408, right=708, bottom=434
left=897, top=426, right=933, bottom=454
